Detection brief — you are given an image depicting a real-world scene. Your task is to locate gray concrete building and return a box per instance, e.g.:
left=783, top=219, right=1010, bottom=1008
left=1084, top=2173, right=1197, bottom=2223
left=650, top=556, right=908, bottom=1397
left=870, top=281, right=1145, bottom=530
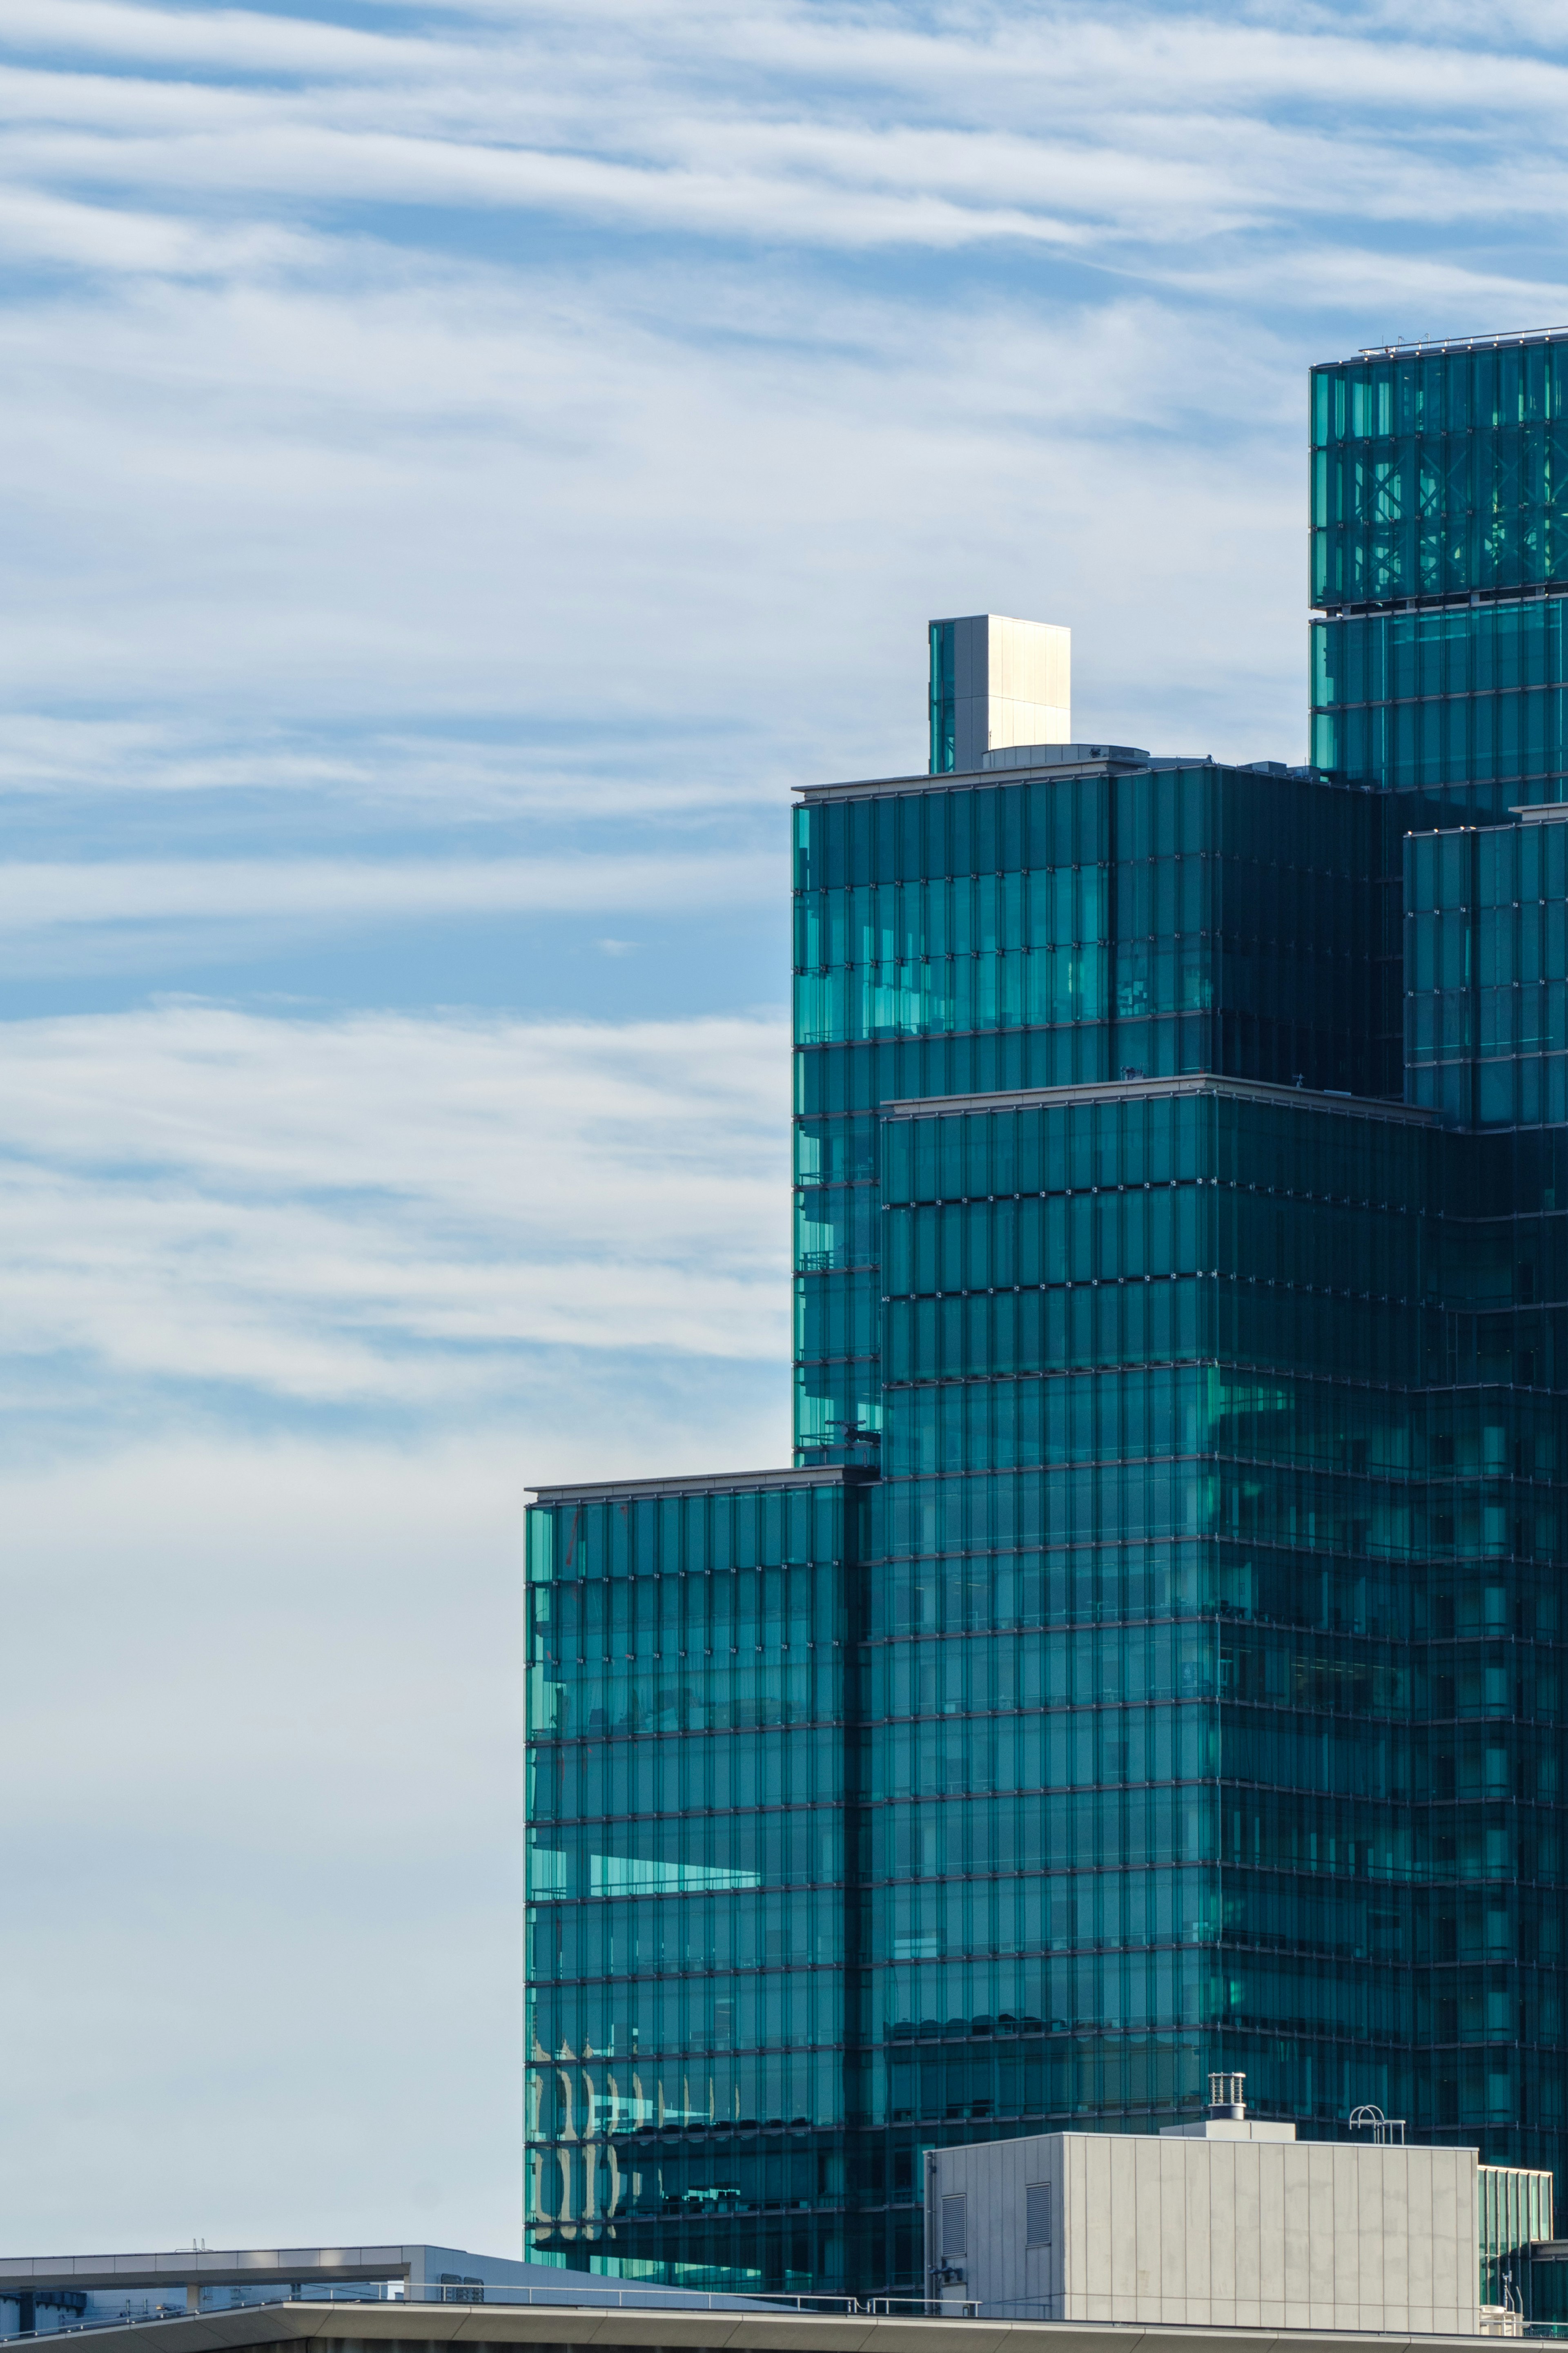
left=925, top=2085, right=1552, bottom=2336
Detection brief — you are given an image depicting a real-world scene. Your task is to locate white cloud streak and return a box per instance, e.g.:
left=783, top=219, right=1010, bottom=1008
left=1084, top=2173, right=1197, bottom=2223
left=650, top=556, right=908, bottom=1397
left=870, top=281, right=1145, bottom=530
left=0, top=850, right=776, bottom=929
left=0, top=257, right=1321, bottom=780
left=0, top=1005, right=792, bottom=1414
left=6, top=3, right=1568, bottom=261
left=0, top=0, right=1564, bottom=809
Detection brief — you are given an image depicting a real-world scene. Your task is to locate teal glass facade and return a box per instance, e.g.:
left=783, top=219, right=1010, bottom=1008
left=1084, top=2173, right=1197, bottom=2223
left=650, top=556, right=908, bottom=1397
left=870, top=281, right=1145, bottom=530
left=1312, top=600, right=1568, bottom=817
left=524, top=1470, right=866, bottom=2291
left=869, top=1079, right=1568, bottom=2255
left=1311, top=339, right=1568, bottom=613
left=1311, top=337, right=1568, bottom=820
left=524, top=332, right=1568, bottom=2298
left=1406, top=810, right=1568, bottom=1129
left=793, top=764, right=1394, bottom=1469
left=929, top=622, right=956, bottom=776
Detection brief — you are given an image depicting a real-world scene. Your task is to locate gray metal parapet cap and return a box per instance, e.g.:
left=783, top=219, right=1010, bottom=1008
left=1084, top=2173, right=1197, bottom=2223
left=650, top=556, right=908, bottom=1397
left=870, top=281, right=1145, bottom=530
left=795, top=756, right=1363, bottom=803
left=528, top=1465, right=871, bottom=1505
left=880, top=1073, right=1434, bottom=1125
left=982, top=743, right=1150, bottom=772
left=1348, top=324, right=1568, bottom=359
left=1, top=2305, right=1535, bottom=2353
left=0, top=2246, right=760, bottom=2305
left=0, top=2248, right=425, bottom=2292
left=795, top=756, right=1149, bottom=800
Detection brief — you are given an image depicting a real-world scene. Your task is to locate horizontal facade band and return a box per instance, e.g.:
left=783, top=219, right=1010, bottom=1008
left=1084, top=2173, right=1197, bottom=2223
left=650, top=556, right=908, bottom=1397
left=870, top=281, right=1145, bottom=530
left=878, top=1072, right=1434, bottom=1125
left=1314, top=585, right=1568, bottom=619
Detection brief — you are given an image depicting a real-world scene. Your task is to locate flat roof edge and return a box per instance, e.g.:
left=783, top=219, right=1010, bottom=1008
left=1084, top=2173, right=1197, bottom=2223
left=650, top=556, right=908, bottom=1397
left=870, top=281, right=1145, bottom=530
left=796, top=760, right=1139, bottom=798
left=795, top=759, right=1348, bottom=802
left=9, top=2302, right=1532, bottom=2353
left=881, top=1073, right=1434, bottom=1125
left=1320, top=325, right=1568, bottom=362
left=528, top=1465, right=866, bottom=1504
left=0, top=2250, right=416, bottom=2289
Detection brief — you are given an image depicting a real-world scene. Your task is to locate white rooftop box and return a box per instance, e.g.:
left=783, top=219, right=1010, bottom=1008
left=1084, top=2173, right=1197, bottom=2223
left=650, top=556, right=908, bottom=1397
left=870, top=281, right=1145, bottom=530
left=927, top=2085, right=1491, bottom=2335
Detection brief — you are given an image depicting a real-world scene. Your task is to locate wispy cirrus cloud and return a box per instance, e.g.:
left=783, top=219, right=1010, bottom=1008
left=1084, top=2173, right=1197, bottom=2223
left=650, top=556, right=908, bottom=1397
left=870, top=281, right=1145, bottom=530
left=0, top=711, right=782, bottom=817
left=7, top=3, right=1568, bottom=249
left=0, top=849, right=776, bottom=944
left=0, top=1003, right=791, bottom=1425
left=0, top=0, right=1561, bottom=831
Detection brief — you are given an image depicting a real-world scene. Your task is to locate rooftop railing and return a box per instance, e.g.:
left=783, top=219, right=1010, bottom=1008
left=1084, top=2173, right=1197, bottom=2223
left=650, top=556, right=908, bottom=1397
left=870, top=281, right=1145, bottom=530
left=1, top=2280, right=975, bottom=2338
left=1352, top=327, right=1568, bottom=359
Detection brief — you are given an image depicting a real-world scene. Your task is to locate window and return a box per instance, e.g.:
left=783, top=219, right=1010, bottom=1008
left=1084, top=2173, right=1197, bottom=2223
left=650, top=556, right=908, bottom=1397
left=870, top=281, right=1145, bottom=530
left=941, top=2193, right=967, bottom=2259
left=1026, top=2182, right=1051, bottom=2247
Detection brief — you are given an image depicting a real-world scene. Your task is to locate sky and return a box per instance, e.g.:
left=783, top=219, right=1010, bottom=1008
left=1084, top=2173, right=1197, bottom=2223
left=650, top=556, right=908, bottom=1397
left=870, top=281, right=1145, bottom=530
left=2, top=0, right=1567, bottom=2268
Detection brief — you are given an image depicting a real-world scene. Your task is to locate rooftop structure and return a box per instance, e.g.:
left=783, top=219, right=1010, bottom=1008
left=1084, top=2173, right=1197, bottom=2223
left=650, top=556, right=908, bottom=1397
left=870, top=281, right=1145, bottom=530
left=926, top=2087, right=1553, bottom=2334
left=928, top=616, right=1071, bottom=776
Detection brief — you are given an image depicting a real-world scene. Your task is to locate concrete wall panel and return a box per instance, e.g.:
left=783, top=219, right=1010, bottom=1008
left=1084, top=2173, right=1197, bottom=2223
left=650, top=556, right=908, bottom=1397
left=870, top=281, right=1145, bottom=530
left=929, top=2131, right=1483, bottom=2334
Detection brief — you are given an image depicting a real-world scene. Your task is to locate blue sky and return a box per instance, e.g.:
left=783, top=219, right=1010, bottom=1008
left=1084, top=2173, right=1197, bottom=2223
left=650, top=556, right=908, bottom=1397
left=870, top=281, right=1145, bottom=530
left=2, top=0, right=1566, bottom=2268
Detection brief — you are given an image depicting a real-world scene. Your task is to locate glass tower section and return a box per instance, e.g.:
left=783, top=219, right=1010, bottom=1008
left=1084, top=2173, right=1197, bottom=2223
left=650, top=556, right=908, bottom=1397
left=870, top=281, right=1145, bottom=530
left=524, top=1469, right=866, bottom=2290
left=1306, top=329, right=1568, bottom=2238
left=793, top=764, right=1392, bottom=1470
left=1310, top=336, right=1568, bottom=818
left=1407, top=807, right=1568, bottom=1129
left=524, top=333, right=1568, bottom=2299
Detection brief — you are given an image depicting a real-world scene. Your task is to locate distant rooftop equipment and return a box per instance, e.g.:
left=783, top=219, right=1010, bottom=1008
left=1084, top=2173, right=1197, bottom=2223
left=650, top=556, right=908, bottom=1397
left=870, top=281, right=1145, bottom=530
left=0, top=2244, right=773, bottom=2332
left=925, top=2126, right=1543, bottom=2333
left=1351, top=2102, right=1408, bottom=2146
left=1355, top=325, right=1568, bottom=358
left=929, top=614, right=1070, bottom=774
left=1209, top=2070, right=1246, bottom=2121
left=982, top=740, right=1148, bottom=771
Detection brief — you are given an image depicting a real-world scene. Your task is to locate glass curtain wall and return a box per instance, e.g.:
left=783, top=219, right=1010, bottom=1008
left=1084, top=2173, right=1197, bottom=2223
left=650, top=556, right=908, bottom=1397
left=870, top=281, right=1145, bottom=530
left=1308, top=352, right=1568, bottom=2222
left=929, top=622, right=956, bottom=776
left=525, top=1077, right=1568, bottom=2295
left=859, top=1079, right=1442, bottom=2288
left=521, top=339, right=1568, bottom=2302
left=1310, top=340, right=1568, bottom=613
left=523, top=1473, right=868, bottom=2290
left=794, top=770, right=1114, bottom=1469
left=1407, top=811, right=1568, bottom=1129
left=1312, top=600, right=1568, bottom=819
left=1310, top=334, right=1568, bottom=820
left=788, top=758, right=1432, bottom=2286
left=793, top=765, right=1388, bottom=1470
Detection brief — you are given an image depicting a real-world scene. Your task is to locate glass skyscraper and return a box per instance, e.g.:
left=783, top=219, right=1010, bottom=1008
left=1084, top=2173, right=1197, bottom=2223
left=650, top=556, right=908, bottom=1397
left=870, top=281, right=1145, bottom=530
left=525, top=329, right=1568, bottom=2299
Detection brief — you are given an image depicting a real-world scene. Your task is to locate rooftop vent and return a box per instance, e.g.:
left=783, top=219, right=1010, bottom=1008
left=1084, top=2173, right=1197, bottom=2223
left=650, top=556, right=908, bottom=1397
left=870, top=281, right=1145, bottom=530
left=1208, top=2071, right=1246, bottom=2121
